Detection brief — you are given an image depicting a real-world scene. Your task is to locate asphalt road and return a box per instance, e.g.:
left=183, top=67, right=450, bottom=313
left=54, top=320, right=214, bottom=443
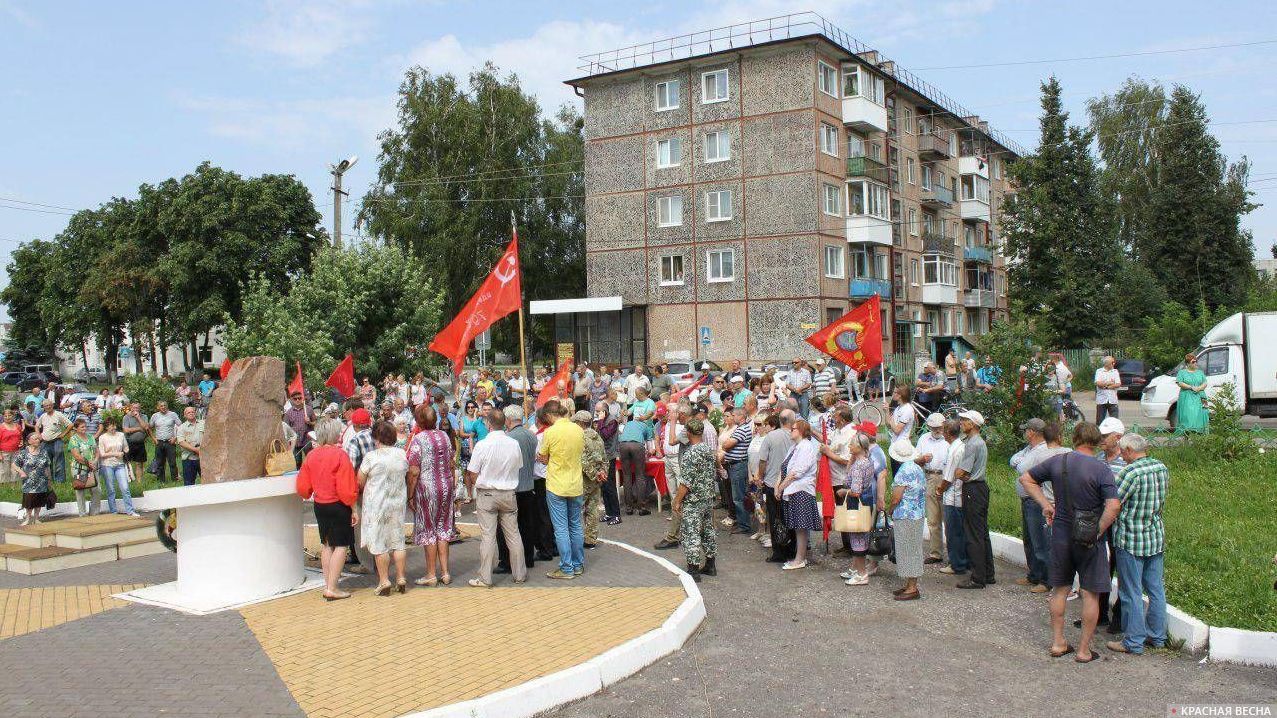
left=1069, top=390, right=1277, bottom=430
left=549, top=510, right=1277, bottom=718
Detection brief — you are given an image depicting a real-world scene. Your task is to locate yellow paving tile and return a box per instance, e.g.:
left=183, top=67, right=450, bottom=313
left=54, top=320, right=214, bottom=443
left=0, top=584, right=145, bottom=640
left=240, top=585, right=686, bottom=718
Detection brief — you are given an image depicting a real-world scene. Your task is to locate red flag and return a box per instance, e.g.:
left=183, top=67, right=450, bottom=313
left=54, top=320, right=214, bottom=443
left=805, top=294, right=883, bottom=373
left=671, top=373, right=708, bottom=401
left=429, top=233, right=523, bottom=374
left=816, top=418, right=833, bottom=541
left=325, top=354, right=355, bottom=398
left=219, top=359, right=233, bottom=380
left=287, top=361, right=305, bottom=397
left=536, top=359, right=573, bottom=408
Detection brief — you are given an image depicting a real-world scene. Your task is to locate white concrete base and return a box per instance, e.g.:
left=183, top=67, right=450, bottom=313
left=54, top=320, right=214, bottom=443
left=404, top=538, right=706, bottom=718
left=0, top=496, right=164, bottom=518
left=117, top=568, right=326, bottom=615
left=1209, top=626, right=1277, bottom=667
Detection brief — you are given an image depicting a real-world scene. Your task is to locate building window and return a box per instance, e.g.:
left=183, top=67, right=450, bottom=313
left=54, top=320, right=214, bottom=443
left=961, top=174, right=991, bottom=202
left=955, top=311, right=964, bottom=335
left=705, top=189, right=732, bottom=222
left=707, top=249, right=735, bottom=282
left=913, top=310, right=923, bottom=338
left=822, top=183, right=841, bottom=216
left=826, top=307, right=843, bottom=325
left=656, top=137, right=682, bottom=168
left=825, top=245, right=845, bottom=279
left=818, top=62, right=838, bottom=97
left=903, top=108, right=914, bottom=134
left=921, top=164, right=933, bottom=191
left=928, top=309, right=940, bottom=336
left=942, top=310, right=952, bottom=336
left=843, top=64, right=881, bottom=102
left=847, top=180, right=889, bottom=220
left=702, top=69, right=729, bottom=103
left=992, top=157, right=1002, bottom=179
left=923, top=255, right=959, bottom=285
left=906, top=157, right=916, bottom=185
left=908, top=208, right=918, bottom=236
left=922, top=213, right=935, bottom=235
left=655, top=79, right=680, bottom=111
left=910, top=258, right=919, bottom=286
left=704, top=130, right=731, bottom=163
left=819, top=123, right=839, bottom=156
left=198, top=345, right=213, bottom=364
left=657, top=195, right=682, bottom=227
left=660, top=254, right=685, bottom=286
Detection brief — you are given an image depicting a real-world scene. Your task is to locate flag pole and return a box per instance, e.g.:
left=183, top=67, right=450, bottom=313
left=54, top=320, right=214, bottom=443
left=513, top=210, right=531, bottom=420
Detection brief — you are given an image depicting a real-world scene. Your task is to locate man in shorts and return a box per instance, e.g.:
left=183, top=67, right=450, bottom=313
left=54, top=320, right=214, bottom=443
left=1018, top=422, right=1120, bottom=664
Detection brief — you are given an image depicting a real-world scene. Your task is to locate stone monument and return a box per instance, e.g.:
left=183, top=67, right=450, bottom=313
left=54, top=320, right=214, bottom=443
left=199, top=355, right=286, bottom=483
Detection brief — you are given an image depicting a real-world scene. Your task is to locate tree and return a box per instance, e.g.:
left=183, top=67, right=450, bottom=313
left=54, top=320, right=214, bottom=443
left=223, top=244, right=445, bottom=390
left=1087, top=78, right=1167, bottom=259
left=965, top=317, right=1056, bottom=455
left=1, top=240, right=61, bottom=358
left=359, top=63, right=584, bottom=358
left=1000, top=77, right=1122, bottom=347
left=1143, top=86, right=1255, bottom=311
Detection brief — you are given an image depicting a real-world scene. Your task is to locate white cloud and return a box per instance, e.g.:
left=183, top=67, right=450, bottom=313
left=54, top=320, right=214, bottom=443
left=0, top=0, right=36, bottom=28
left=236, top=0, right=374, bottom=67
left=175, top=94, right=395, bottom=152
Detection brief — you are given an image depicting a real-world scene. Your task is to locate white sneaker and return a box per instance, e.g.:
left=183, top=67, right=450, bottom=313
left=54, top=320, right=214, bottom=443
left=839, top=569, right=857, bottom=580
left=939, top=565, right=956, bottom=575
left=760, top=538, right=772, bottom=548
left=781, top=559, right=807, bottom=570
left=720, top=517, right=735, bottom=527
left=127, top=511, right=140, bottom=517
left=750, top=531, right=762, bottom=540
left=844, top=573, right=869, bottom=586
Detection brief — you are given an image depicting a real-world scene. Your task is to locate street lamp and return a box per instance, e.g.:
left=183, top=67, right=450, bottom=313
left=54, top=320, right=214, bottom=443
left=330, top=155, right=358, bottom=248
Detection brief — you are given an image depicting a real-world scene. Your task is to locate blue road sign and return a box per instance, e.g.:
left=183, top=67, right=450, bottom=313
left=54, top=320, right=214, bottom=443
left=700, top=326, right=711, bottom=347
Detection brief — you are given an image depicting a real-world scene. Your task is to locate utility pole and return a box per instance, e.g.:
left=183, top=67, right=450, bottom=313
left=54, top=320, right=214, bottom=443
left=330, top=156, right=358, bottom=248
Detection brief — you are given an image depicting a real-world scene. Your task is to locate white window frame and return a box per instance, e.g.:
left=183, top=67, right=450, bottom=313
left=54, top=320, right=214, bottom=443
left=704, top=130, right=731, bottom=163
left=655, top=79, right=680, bottom=112
left=657, top=195, right=683, bottom=227
left=906, top=157, right=916, bottom=185
left=908, top=208, right=918, bottom=236
left=705, top=189, right=733, bottom=222
left=923, top=255, right=959, bottom=286
left=706, top=248, right=735, bottom=283
left=824, top=245, right=845, bottom=279
left=818, top=61, right=838, bottom=97
left=912, top=310, right=923, bottom=338
left=921, top=164, right=933, bottom=191
left=822, top=183, right=841, bottom=216
left=819, top=123, right=839, bottom=157
left=659, top=254, right=685, bottom=286
left=656, top=137, right=682, bottom=169
left=847, top=180, right=889, bottom=220
left=701, top=69, right=730, bottom=104
left=992, top=157, right=1002, bottom=179
left=842, top=65, right=859, bottom=99
left=904, top=108, right=914, bottom=135
left=910, top=258, right=919, bottom=287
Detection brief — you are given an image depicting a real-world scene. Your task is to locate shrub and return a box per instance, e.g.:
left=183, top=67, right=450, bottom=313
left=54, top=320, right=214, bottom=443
left=1193, top=382, right=1257, bottom=462
left=121, top=373, right=178, bottom=415
left=967, top=318, right=1056, bottom=455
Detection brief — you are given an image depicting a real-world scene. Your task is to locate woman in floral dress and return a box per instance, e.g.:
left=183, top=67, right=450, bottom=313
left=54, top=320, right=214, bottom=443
left=359, top=421, right=410, bottom=595
left=14, top=432, right=52, bottom=525
left=407, top=404, right=456, bottom=586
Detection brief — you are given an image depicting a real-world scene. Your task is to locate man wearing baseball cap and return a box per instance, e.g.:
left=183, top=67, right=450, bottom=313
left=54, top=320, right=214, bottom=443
left=339, top=406, right=375, bottom=573
left=954, top=410, right=993, bottom=588
left=914, top=413, right=950, bottom=565
left=1010, top=417, right=1052, bottom=592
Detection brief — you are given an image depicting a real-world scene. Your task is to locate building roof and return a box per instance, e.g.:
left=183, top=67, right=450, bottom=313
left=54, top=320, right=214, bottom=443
left=566, top=11, right=1026, bottom=158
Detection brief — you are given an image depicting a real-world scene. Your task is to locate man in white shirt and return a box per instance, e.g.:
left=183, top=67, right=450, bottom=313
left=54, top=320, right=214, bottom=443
left=37, top=399, right=72, bottom=484
left=914, top=413, right=951, bottom=563
left=1094, top=355, right=1121, bottom=424
left=936, top=420, right=967, bottom=575
left=465, top=410, right=527, bottom=587
left=624, top=365, right=651, bottom=400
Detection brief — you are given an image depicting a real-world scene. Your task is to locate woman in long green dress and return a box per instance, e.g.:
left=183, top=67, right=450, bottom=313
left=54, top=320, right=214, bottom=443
left=1175, top=353, right=1209, bottom=433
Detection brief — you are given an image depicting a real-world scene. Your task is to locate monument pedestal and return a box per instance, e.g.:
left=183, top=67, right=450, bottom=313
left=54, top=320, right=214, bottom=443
left=119, top=474, right=320, bottom=614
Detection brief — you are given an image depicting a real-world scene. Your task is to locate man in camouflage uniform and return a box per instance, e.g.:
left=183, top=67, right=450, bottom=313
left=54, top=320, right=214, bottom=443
left=675, top=418, right=718, bottom=582
left=575, top=410, right=608, bottom=547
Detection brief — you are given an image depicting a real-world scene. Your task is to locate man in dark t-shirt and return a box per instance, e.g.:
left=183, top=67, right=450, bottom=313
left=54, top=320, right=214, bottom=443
left=1019, top=422, right=1120, bottom=664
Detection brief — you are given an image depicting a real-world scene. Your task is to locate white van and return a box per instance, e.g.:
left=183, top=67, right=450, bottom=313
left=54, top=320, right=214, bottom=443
left=1140, top=311, right=1277, bottom=427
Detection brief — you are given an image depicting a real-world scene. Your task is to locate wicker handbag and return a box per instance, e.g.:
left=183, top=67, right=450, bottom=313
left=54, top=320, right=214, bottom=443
left=264, top=439, right=297, bottom=476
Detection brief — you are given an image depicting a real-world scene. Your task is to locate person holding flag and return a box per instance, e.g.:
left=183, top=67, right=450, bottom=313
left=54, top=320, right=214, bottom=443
left=284, top=362, right=314, bottom=463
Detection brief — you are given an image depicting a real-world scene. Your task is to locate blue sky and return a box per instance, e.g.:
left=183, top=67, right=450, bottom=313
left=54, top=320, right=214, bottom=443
left=3, top=0, right=1277, bottom=291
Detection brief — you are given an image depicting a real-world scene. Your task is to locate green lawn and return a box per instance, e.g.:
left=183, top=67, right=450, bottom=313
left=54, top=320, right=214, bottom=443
left=986, top=445, right=1277, bottom=632
left=0, top=438, right=178, bottom=504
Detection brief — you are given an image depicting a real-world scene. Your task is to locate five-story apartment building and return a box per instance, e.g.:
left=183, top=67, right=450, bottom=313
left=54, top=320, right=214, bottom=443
left=567, top=14, right=1022, bottom=366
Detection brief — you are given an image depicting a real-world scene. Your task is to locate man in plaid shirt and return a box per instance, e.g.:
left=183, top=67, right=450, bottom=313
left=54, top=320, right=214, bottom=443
left=1107, top=432, right=1169, bottom=655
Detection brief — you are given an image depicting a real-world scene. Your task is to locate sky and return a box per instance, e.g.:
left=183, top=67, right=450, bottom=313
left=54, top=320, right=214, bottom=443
left=3, top=0, right=1277, bottom=297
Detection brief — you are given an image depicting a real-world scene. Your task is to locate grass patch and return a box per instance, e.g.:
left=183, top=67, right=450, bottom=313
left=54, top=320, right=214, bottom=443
left=987, top=444, right=1277, bottom=632
left=0, top=439, right=178, bottom=504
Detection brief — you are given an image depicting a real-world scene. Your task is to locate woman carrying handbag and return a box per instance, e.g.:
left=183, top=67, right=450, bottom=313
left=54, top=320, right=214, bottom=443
left=836, top=432, right=877, bottom=586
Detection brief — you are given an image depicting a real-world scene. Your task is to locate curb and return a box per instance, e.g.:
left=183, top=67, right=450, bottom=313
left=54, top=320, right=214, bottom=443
left=982, top=529, right=1273, bottom=665
left=2, top=498, right=160, bottom=518
left=402, top=537, right=706, bottom=718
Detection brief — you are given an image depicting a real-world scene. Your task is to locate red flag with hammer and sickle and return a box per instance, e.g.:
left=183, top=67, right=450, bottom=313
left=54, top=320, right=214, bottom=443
left=429, top=233, right=523, bottom=374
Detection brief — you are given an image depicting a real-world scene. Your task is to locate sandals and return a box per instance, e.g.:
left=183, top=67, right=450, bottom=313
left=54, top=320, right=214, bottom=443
left=415, top=576, right=438, bottom=587
left=1049, top=644, right=1075, bottom=658
left=323, top=591, right=352, bottom=602
left=440, top=573, right=452, bottom=585
left=1074, top=651, right=1101, bottom=663
left=375, top=583, right=393, bottom=596
left=396, top=579, right=407, bottom=594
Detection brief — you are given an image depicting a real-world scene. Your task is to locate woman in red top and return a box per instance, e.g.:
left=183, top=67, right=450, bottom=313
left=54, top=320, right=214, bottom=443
left=0, top=408, right=24, bottom=485
left=296, top=417, right=360, bottom=601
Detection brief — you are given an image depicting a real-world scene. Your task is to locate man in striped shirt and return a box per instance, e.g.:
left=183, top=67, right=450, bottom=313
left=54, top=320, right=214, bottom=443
left=721, top=406, right=753, bottom=535
left=812, top=358, right=837, bottom=405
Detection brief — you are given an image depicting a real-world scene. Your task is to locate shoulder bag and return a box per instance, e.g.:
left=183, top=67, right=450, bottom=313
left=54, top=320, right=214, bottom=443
left=1059, top=454, right=1101, bottom=550
left=264, top=439, right=297, bottom=476
left=867, top=510, right=893, bottom=557
left=833, top=492, right=873, bottom=533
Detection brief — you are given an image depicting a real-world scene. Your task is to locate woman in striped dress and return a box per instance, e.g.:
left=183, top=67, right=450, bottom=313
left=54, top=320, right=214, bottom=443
left=407, top=405, right=456, bottom=586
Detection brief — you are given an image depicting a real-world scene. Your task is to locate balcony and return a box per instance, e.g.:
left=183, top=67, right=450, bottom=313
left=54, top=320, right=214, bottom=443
left=964, top=288, right=996, bottom=308
left=842, top=96, right=888, bottom=134
left=959, top=156, right=989, bottom=179
left=918, top=132, right=951, bottom=160
left=923, top=232, right=957, bottom=256
left=850, top=277, right=892, bottom=299
left=846, top=155, right=889, bottom=184
left=846, top=215, right=892, bottom=246
left=960, top=198, right=991, bottom=223
left=921, top=283, right=958, bottom=305
left=963, top=245, right=993, bottom=264
left=921, top=184, right=954, bottom=208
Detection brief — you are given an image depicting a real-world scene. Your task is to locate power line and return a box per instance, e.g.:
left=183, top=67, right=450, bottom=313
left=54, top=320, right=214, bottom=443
left=913, top=38, right=1277, bottom=71
left=0, top=202, right=77, bottom=216
left=0, top=196, right=80, bottom=211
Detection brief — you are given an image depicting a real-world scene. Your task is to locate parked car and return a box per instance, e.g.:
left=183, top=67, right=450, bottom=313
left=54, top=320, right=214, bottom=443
left=665, top=360, right=722, bottom=391
left=1, top=371, right=27, bottom=386
left=74, top=367, right=109, bottom=383
left=23, top=364, right=59, bottom=383
left=60, top=384, right=100, bottom=409
left=16, top=373, right=48, bottom=391
left=1115, top=359, right=1154, bottom=399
